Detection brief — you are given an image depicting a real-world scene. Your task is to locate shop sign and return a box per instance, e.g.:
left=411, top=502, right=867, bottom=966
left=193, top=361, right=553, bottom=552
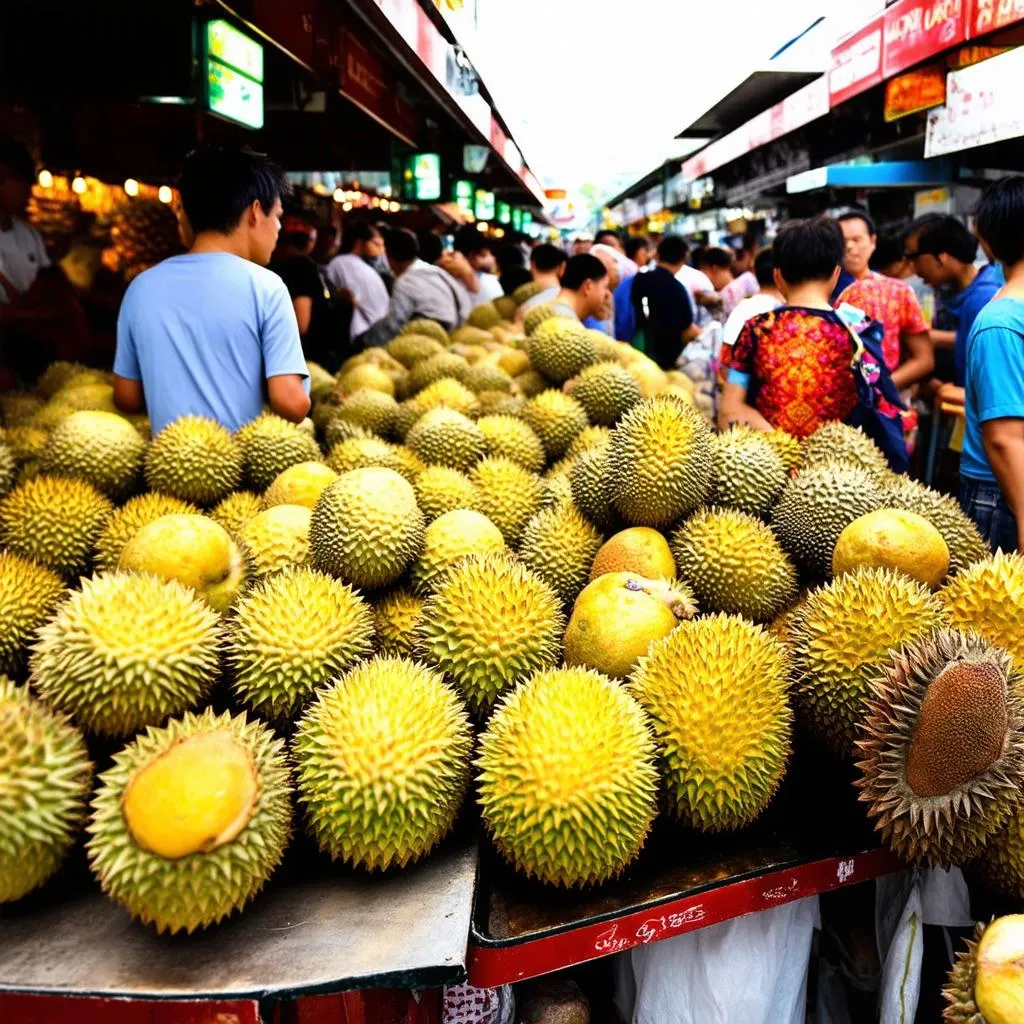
left=511, top=208, right=523, bottom=231
left=204, top=21, right=264, bottom=131
left=251, top=0, right=315, bottom=67
left=339, top=29, right=386, bottom=121
left=883, top=63, right=948, bottom=120
left=776, top=76, right=830, bottom=136
left=402, top=153, right=441, bottom=201
left=925, top=43, right=1024, bottom=155
left=948, top=42, right=1013, bottom=66
left=474, top=189, right=495, bottom=221
left=453, top=179, right=474, bottom=215
left=830, top=16, right=884, bottom=107
left=970, top=0, right=1024, bottom=37
left=883, top=0, right=967, bottom=78
left=497, top=201, right=511, bottom=224
left=914, top=186, right=953, bottom=217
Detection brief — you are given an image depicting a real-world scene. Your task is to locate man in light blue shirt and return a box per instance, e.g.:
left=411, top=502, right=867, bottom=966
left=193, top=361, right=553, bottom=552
left=114, top=146, right=310, bottom=435
left=960, top=176, right=1024, bottom=554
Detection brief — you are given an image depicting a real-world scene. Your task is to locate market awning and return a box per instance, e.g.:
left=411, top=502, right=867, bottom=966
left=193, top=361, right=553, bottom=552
left=786, top=159, right=953, bottom=194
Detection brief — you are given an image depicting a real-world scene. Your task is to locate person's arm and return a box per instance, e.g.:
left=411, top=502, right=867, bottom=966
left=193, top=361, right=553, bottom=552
left=438, top=252, right=479, bottom=294
left=112, top=287, right=145, bottom=413
left=930, top=328, right=956, bottom=350
left=267, top=374, right=311, bottom=422
left=292, top=296, right=313, bottom=336
left=892, top=330, right=934, bottom=388
left=982, top=417, right=1024, bottom=551
left=113, top=375, right=145, bottom=414
left=358, top=274, right=418, bottom=347
left=260, top=279, right=311, bottom=420
left=719, top=376, right=774, bottom=431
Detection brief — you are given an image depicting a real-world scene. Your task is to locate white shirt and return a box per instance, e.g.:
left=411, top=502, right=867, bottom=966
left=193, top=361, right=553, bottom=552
left=723, top=293, right=782, bottom=346
left=473, top=270, right=504, bottom=307
left=324, top=252, right=389, bottom=339
left=676, top=264, right=715, bottom=328
left=0, top=216, right=50, bottom=303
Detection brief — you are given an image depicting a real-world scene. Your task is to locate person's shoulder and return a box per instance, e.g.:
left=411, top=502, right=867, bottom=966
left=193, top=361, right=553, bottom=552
left=971, top=297, right=1024, bottom=336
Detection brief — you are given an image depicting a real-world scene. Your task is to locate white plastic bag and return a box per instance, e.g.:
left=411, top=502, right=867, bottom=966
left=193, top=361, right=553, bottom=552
left=878, top=880, right=923, bottom=1024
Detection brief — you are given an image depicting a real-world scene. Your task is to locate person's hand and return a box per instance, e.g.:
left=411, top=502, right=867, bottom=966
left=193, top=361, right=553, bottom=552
left=438, top=251, right=476, bottom=288
left=937, top=382, right=965, bottom=407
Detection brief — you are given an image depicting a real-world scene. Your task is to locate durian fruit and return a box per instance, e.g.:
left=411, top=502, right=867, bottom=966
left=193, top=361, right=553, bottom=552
left=565, top=572, right=696, bottom=680
left=590, top=527, right=675, bottom=582
left=145, top=415, right=243, bottom=506
left=465, top=363, right=514, bottom=395
left=0, top=678, right=93, bottom=902
left=0, top=438, right=17, bottom=497
left=87, top=708, right=292, bottom=934
left=527, top=318, right=597, bottom=383
left=790, top=567, right=946, bottom=759
left=884, top=476, right=989, bottom=576
left=51, top=382, right=116, bottom=413
left=511, top=281, right=544, bottom=306
left=0, top=475, right=113, bottom=577
left=671, top=508, right=798, bottom=624
left=413, top=465, right=479, bottom=522
left=856, top=630, right=1024, bottom=866
left=476, top=415, right=545, bottom=473
left=770, top=463, right=885, bottom=578
left=263, top=461, right=339, bottom=509
left=514, top=368, right=549, bottom=398
left=567, top=424, right=613, bottom=459
left=209, top=490, right=263, bottom=539
left=569, top=443, right=619, bottom=533
left=568, top=362, right=642, bottom=426
left=119, top=514, right=246, bottom=612
left=475, top=390, right=524, bottom=418
left=940, top=553, right=1024, bottom=667
left=40, top=410, right=145, bottom=499
left=477, top=666, right=658, bottom=887
left=323, top=416, right=373, bottom=449
left=470, top=457, right=544, bottom=546
left=240, top=504, right=311, bottom=577
left=327, top=436, right=423, bottom=481
left=94, top=493, right=199, bottom=573
left=710, top=426, right=787, bottom=518
left=417, top=553, right=565, bottom=714
left=522, top=390, right=589, bottom=460
left=1, top=392, right=44, bottom=424
left=415, top=377, right=479, bottom=417
left=518, top=502, right=604, bottom=608
left=524, top=302, right=572, bottom=337
left=294, top=656, right=472, bottom=871
left=310, top=467, right=425, bottom=590
left=386, top=333, right=444, bottom=368
left=943, top=916, right=1024, bottom=1024
left=833, top=508, right=949, bottom=587
left=31, top=572, right=221, bottom=738
left=305, top=361, right=336, bottom=402
left=226, top=566, right=374, bottom=720
left=405, top=407, right=486, bottom=472
left=408, top=352, right=470, bottom=393
left=330, top=389, right=398, bottom=438
left=410, top=509, right=506, bottom=596
left=373, top=589, right=424, bottom=657
left=467, top=301, right=501, bottom=330
left=237, top=413, right=322, bottom=492
left=400, top=318, right=449, bottom=345
left=5, top=425, right=50, bottom=466
left=336, top=362, right=395, bottom=397
left=0, top=552, right=65, bottom=677
left=630, top=615, right=792, bottom=831
left=800, top=422, right=890, bottom=483
left=609, top=397, right=714, bottom=528
left=764, top=429, right=802, bottom=473
left=543, top=470, right=575, bottom=511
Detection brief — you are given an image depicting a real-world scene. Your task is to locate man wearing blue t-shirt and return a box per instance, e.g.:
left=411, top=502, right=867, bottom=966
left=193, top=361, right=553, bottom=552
left=960, top=177, right=1024, bottom=554
left=113, top=146, right=310, bottom=435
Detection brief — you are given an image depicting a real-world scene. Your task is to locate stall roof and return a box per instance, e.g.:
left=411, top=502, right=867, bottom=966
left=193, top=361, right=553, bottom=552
left=786, top=159, right=953, bottom=194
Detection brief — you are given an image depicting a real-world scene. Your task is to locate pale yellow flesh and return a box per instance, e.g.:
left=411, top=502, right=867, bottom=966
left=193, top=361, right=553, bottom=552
left=976, top=915, right=1024, bottom=1024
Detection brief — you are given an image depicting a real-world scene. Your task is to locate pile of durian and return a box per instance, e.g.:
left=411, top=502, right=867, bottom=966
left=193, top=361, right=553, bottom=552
left=2, top=292, right=1024, bottom=942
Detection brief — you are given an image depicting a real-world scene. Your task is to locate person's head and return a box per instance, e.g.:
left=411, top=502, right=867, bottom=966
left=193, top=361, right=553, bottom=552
left=656, top=235, right=689, bottom=271
left=871, top=234, right=909, bottom=279
left=625, top=236, right=652, bottom=268
left=838, top=210, right=877, bottom=279
left=417, top=229, right=444, bottom=266
left=530, top=242, right=567, bottom=280
left=589, top=244, right=622, bottom=289
left=179, top=146, right=289, bottom=265
left=905, top=215, right=979, bottom=288
left=0, top=137, right=35, bottom=219
left=276, top=214, right=317, bottom=257
left=753, top=248, right=776, bottom=291
left=772, top=217, right=844, bottom=298
left=732, top=232, right=758, bottom=275
left=454, top=225, right=494, bottom=271
left=496, top=244, right=526, bottom=273
left=340, top=221, right=384, bottom=261
left=384, top=227, right=419, bottom=275
left=560, top=253, right=611, bottom=319
left=696, top=247, right=734, bottom=291
left=594, top=229, right=623, bottom=253
left=312, top=222, right=341, bottom=263
left=572, top=235, right=593, bottom=255
left=975, top=176, right=1024, bottom=269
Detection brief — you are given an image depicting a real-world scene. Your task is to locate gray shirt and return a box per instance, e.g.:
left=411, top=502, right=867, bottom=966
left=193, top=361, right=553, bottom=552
left=360, top=260, right=471, bottom=345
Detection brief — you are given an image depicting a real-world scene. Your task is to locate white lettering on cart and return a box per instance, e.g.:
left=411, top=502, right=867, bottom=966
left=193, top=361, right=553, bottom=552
left=761, top=878, right=799, bottom=902
left=837, top=859, right=855, bottom=884
left=592, top=906, right=706, bottom=953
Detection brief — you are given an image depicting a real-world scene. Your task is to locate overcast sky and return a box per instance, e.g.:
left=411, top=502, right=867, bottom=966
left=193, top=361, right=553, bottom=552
left=464, top=0, right=884, bottom=199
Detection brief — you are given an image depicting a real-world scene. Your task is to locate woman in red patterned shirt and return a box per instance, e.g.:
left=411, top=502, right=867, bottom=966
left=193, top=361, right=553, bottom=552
left=719, top=217, right=859, bottom=439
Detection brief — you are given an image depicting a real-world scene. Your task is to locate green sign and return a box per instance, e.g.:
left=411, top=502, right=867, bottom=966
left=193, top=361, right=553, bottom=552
left=453, top=179, right=474, bottom=216
left=406, top=153, right=441, bottom=201
left=522, top=211, right=533, bottom=228
left=511, top=208, right=523, bottom=231
left=205, top=20, right=264, bottom=130
left=497, top=201, right=511, bottom=225
left=474, top=188, right=495, bottom=221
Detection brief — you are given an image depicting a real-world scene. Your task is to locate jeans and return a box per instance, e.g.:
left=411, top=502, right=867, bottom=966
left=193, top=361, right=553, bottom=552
left=960, top=475, right=1019, bottom=554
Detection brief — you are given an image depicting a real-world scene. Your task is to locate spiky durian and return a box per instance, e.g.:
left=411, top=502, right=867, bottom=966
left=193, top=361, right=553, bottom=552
left=416, top=553, right=565, bottom=714
left=415, top=377, right=480, bottom=417
left=569, top=443, right=619, bottom=533
left=209, top=490, right=263, bottom=539
left=0, top=678, right=93, bottom=902
left=0, top=474, right=113, bottom=577
left=94, top=493, right=199, bottom=573
left=145, top=416, right=243, bottom=505
left=0, top=439, right=16, bottom=498
left=31, top=572, right=221, bottom=738
left=791, top=567, right=946, bottom=759
left=609, top=396, right=713, bottom=527
left=511, top=281, right=544, bottom=306
left=0, top=552, right=65, bottom=678
left=40, top=410, right=145, bottom=499
left=469, top=457, right=544, bottom=546
left=373, top=589, right=425, bottom=657
left=940, top=553, right=1024, bottom=667
left=477, top=666, right=658, bottom=887
left=518, top=502, right=604, bottom=608
left=476, top=415, right=545, bottom=473
left=464, top=363, right=514, bottom=395
left=943, top=917, right=1024, bottom=1024
left=263, top=461, right=340, bottom=509
left=400, top=318, right=449, bottom=345
left=522, top=390, right=589, bottom=461
left=405, top=407, right=486, bottom=472
left=327, top=436, right=423, bottom=481
left=413, top=465, right=479, bottom=522
left=630, top=614, right=792, bottom=831
left=799, top=422, right=890, bottom=483
left=856, top=630, right=1024, bottom=866
left=386, top=333, right=445, bottom=368
left=330, top=388, right=398, bottom=438
left=710, top=426, right=787, bottom=518
left=294, top=657, right=472, bottom=871
left=524, top=302, right=573, bottom=338
left=566, top=424, right=613, bottom=460
left=514, top=368, right=550, bottom=398
left=410, top=509, right=506, bottom=596
left=764, top=429, right=801, bottom=473
left=408, top=352, right=470, bottom=394
left=87, top=708, right=291, bottom=933
left=240, top=504, right=311, bottom=577
left=236, top=413, right=322, bottom=492
left=526, top=318, right=597, bottom=384
left=568, top=362, right=642, bottom=426
left=309, top=467, right=425, bottom=590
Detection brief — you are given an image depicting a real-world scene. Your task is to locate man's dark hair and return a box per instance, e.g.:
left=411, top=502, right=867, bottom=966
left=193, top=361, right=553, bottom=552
left=453, top=225, right=490, bottom=258
left=976, top=176, right=1024, bottom=266
left=624, top=236, right=651, bottom=262
left=657, top=235, right=689, bottom=266
left=0, top=137, right=36, bottom=184
left=838, top=209, right=876, bottom=237
left=915, top=215, right=980, bottom=264
left=773, top=217, right=845, bottom=285
left=384, top=227, right=419, bottom=264
left=561, top=253, right=608, bottom=290
left=696, top=247, right=733, bottom=270
left=531, top=243, right=567, bottom=273
left=497, top=245, right=526, bottom=272
left=179, top=146, right=289, bottom=235
left=340, top=221, right=380, bottom=254
left=417, top=229, right=444, bottom=265
left=754, top=249, right=775, bottom=288
left=871, top=234, right=905, bottom=271
left=594, top=229, right=621, bottom=247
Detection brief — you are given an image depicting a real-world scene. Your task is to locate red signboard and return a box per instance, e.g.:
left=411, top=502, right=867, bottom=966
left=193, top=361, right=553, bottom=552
left=251, top=0, right=316, bottom=68
left=339, top=28, right=419, bottom=145
left=970, top=0, right=1024, bottom=36
left=830, top=15, right=884, bottom=106
left=884, top=63, right=948, bottom=119
left=883, top=0, right=968, bottom=77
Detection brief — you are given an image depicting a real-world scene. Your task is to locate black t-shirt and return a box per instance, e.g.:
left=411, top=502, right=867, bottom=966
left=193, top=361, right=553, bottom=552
left=631, top=266, right=694, bottom=370
left=269, top=255, right=351, bottom=371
